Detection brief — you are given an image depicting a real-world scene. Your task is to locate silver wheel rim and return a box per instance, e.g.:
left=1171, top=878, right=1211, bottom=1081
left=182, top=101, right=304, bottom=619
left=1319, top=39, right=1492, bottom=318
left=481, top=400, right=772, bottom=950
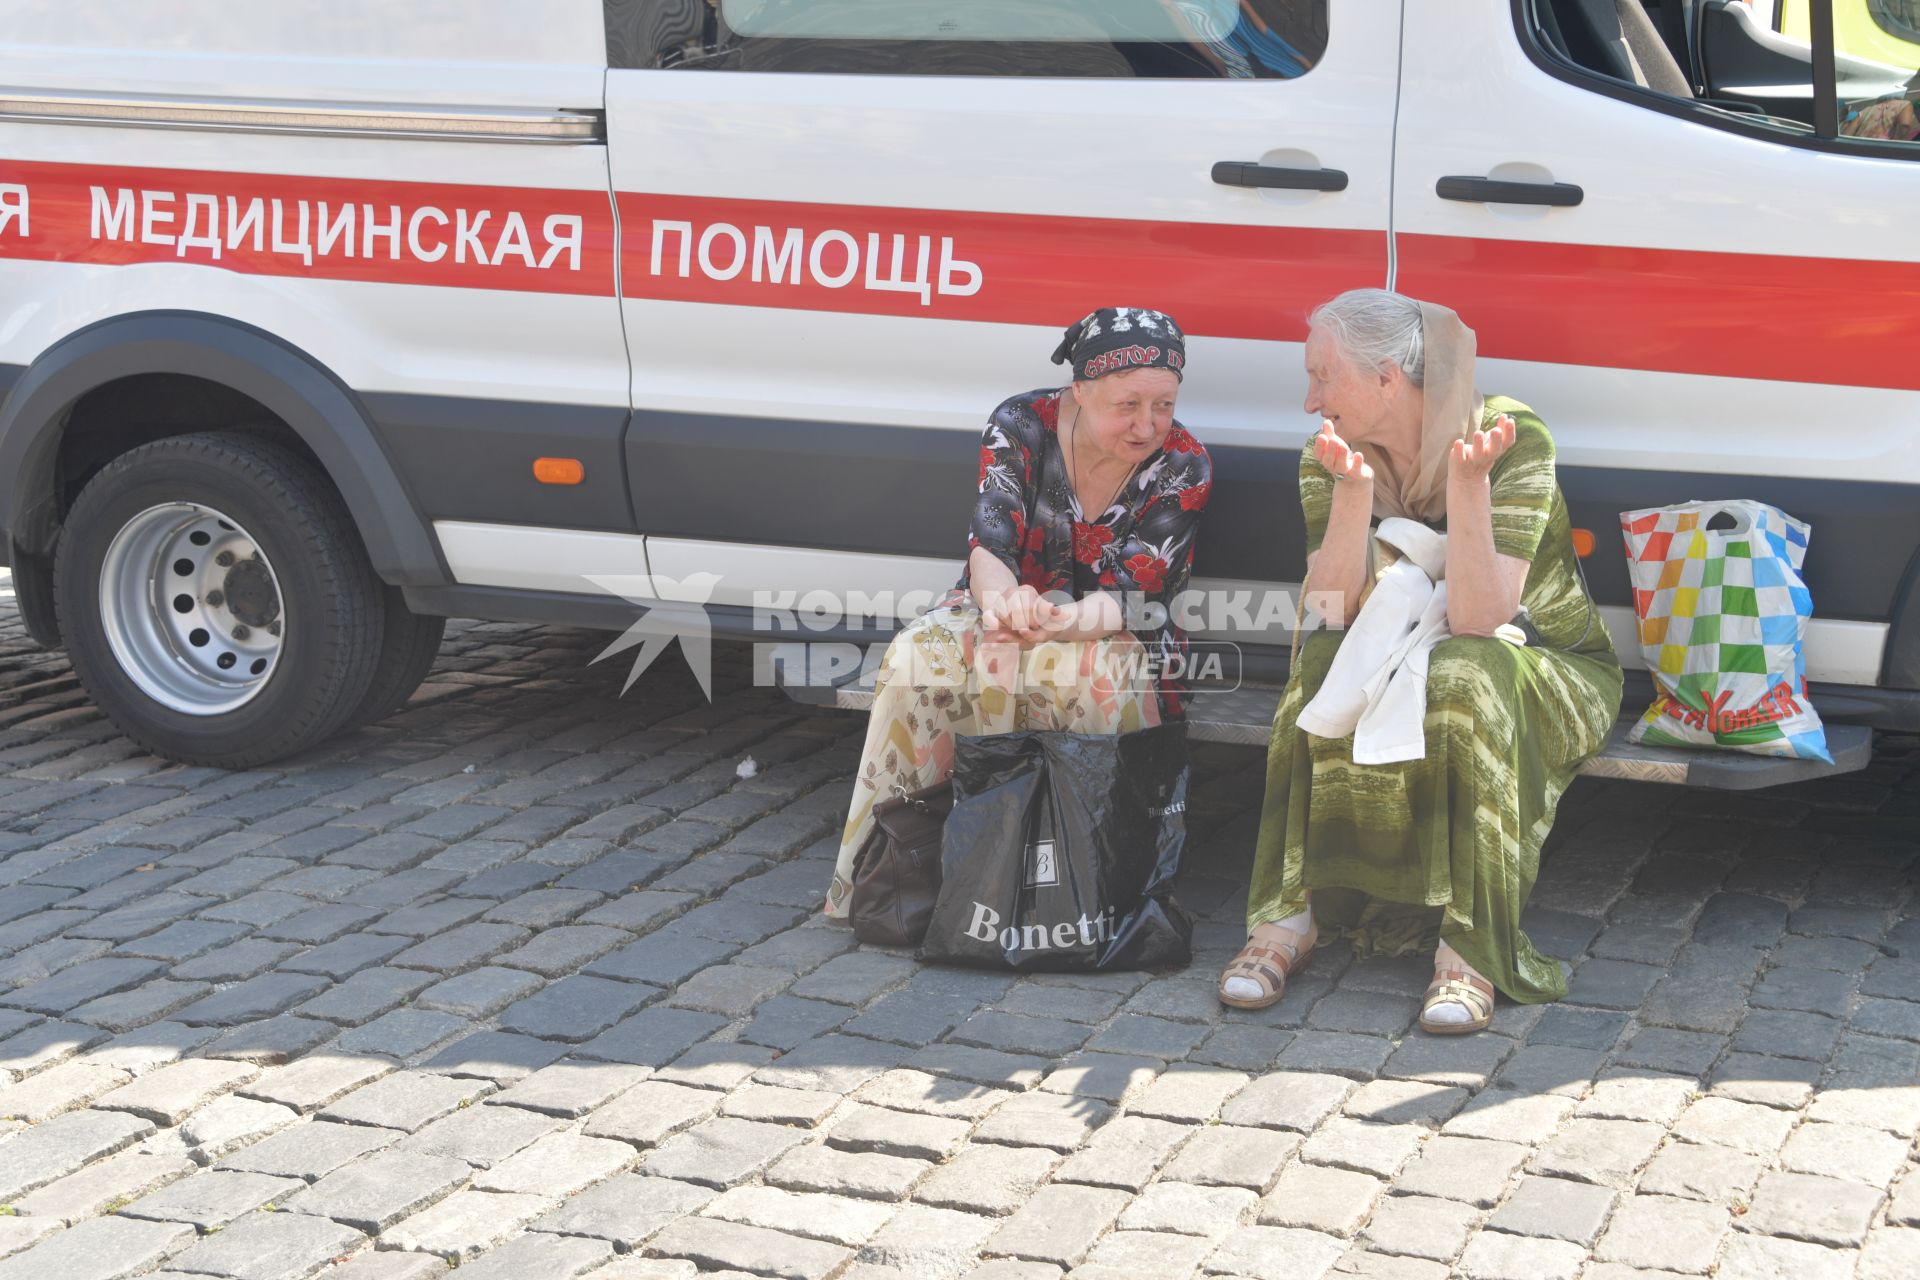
left=98, top=502, right=286, bottom=716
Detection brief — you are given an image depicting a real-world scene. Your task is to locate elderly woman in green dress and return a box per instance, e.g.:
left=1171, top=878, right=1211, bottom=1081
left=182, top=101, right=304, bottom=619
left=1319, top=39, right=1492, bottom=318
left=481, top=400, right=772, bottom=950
left=1221, top=289, right=1621, bottom=1033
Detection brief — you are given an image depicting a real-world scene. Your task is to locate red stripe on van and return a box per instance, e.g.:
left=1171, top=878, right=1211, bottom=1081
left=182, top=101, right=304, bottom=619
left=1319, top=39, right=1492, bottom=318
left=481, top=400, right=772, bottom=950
left=1397, top=233, right=1920, bottom=392
left=615, top=192, right=1383, bottom=343
left=0, top=159, right=617, bottom=296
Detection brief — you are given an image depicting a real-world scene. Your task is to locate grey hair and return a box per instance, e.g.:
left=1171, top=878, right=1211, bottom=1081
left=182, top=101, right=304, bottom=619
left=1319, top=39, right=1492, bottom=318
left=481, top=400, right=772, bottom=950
left=1308, top=288, right=1425, bottom=387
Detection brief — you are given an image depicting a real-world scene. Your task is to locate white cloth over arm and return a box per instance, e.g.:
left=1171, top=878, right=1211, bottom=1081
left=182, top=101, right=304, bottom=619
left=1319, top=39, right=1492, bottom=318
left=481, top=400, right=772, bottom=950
left=1296, top=517, right=1454, bottom=764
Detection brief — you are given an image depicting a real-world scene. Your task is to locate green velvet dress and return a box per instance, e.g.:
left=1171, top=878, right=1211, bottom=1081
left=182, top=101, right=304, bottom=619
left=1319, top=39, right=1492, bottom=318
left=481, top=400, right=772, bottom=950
left=1248, top=398, right=1622, bottom=1002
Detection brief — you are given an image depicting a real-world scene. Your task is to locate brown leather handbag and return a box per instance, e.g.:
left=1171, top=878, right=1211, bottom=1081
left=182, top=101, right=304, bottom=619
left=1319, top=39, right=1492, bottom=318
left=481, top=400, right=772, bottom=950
left=847, top=781, right=953, bottom=947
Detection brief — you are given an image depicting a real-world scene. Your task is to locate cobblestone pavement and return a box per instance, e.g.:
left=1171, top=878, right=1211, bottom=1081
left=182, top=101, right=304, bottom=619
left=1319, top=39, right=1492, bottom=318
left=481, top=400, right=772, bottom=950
left=0, top=582, right=1914, bottom=1280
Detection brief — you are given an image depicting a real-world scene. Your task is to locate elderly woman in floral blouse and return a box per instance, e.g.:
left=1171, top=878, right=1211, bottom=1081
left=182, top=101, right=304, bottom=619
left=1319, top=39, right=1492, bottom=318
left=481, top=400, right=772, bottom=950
left=826, top=307, right=1213, bottom=919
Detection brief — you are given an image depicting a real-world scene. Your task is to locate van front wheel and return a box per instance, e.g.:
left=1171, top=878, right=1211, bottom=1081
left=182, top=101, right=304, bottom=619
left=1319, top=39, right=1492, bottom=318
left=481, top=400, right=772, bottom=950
left=54, top=431, right=385, bottom=768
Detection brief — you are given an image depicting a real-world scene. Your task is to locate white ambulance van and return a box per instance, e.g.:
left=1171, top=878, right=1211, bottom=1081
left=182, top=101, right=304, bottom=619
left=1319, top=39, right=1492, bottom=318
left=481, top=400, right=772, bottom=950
left=0, top=0, right=1913, bottom=782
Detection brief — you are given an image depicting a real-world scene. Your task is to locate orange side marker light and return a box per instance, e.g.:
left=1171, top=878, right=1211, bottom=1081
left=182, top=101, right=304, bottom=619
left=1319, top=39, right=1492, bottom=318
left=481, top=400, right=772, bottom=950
left=1571, top=527, right=1596, bottom=558
left=533, top=457, right=584, bottom=485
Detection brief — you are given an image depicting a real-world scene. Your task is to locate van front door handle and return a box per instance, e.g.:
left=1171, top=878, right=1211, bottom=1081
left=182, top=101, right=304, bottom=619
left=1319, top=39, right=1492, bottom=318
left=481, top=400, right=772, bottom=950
left=1212, top=161, right=1348, bottom=193
left=1436, top=175, right=1584, bottom=207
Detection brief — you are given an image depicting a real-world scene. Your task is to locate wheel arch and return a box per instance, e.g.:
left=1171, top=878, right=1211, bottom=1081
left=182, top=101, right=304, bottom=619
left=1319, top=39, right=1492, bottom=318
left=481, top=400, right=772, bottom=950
left=0, top=311, right=449, bottom=597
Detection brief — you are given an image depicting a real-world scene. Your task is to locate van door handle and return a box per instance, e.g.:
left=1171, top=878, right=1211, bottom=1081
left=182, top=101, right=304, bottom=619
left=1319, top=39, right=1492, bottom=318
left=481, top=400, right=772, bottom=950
left=1212, top=161, right=1348, bottom=192
left=1436, top=175, right=1584, bottom=207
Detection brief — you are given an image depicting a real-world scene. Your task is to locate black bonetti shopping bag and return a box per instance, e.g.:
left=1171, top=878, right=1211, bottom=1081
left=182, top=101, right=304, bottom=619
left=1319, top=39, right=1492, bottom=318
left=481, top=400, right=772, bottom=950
left=920, top=721, right=1192, bottom=972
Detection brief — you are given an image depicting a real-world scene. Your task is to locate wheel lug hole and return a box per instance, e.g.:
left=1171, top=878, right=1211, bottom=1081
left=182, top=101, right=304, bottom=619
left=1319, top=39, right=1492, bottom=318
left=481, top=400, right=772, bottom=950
left=216, top=652, right=237, bottom=670
left=188, top=628, right=209, bottom=648
left=172, top=594, right=193, bottom=614
left=172, top=559, right=194, bottom=577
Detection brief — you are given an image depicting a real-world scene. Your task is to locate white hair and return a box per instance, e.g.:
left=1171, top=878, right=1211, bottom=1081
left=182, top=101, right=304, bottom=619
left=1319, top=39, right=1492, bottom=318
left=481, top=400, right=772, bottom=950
left=1308, top=288, right=1425, bottom=387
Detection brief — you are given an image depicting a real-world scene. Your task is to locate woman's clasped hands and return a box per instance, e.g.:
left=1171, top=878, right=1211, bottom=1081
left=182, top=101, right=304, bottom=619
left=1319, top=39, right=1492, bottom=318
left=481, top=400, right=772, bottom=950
left=979, top=584, right=1071, bottom=648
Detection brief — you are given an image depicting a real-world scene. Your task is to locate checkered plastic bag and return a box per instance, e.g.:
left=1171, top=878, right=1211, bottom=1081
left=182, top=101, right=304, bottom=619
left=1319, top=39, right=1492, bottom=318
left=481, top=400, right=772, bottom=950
left=1618, top=500, right=1830, bottom=762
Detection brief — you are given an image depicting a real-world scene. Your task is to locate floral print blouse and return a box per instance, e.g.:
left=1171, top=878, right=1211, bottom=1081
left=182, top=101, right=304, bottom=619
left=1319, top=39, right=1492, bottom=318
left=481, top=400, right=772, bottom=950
left=953, top=387, right=1212, bottom=719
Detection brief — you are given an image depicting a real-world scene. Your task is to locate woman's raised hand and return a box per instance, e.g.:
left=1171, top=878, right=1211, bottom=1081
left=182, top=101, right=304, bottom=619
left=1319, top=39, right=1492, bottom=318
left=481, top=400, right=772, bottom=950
left=1449, top=414, right=1517, bottom=482
left=1313, top=420, right=1372, bottom=485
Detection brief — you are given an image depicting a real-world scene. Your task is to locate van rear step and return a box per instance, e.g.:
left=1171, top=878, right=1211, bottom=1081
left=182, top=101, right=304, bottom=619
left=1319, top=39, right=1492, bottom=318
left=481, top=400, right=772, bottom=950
left=792, top=677, right=1872, bottom=789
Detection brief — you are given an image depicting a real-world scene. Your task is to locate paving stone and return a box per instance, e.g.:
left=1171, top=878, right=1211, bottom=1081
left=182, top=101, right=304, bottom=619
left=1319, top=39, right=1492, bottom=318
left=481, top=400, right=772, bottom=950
left=317, top=1071, right=493, bottom=1133
left=1593, top=1193, right=1729, bottom=1272
left=380, top=1188, right=553, bottom=1260
left=1853, top=996, right=1920, bottom=1042
left=584, top=932, right=737, bottom=987
left=119, top=1168, right=302, bottom=1228
left=1358, top=1193, right=1478, bottom=1262
left=1072, top=1228, right=1214, bottom=1279
left=1732, top=1008, right=1844, bottom=1063
left=240, top=1054, right=395, bottom=1114
left=1778, top=1121, right=1910, bottom=1185
left=1715, top=1233, right=1858, bottom=1280
left=827, top=1103, right=969, bottom=1162
left=705, top=1184, right=896, bottom=1247
left=1566, top=960, right=1665, bottom=1011
left=0, top=1215, right=193, bottom=1280
left=577, top=1008, right=728, bottom=1069
left=174, top=940, right=302, bottom=984
left=1859, top=1228, right=1920, bottom=1280
left=214, top=1117, right=400, bottom=1181
left=1126, top=1062, right=1249, bottom=1123
left=1190, top=1024, right=1293, bottom=1072
left=782, top=952, right=917, bottom=1007
left=0, top=1018, right=107, bottom=1078
left=468, top=1131, right=635, bottom=1198
left=118, top=920, right=253, bottom=964
left=1636, top=1142, right=1765, bottom=1203
left=1257, top=1163, right=1384, bottom=1238
left=282, top=1148, right=472, bottom=1231
left=448, top=1233, right=612, bottom=1280
left=1299, top=1118, right=1425, bottom=1180
left=985, top=1183, right=1131, bottom=1267
left=914, top=1144, right=1062, bottom=1215
left=761, top=1139, right=929, bottom=1202
left=389, top=923, right=531, bottom=974
left=1221, top=1071, right=1354, bottom=1133
left=1454, top=1230, right=1587, bottom=1280
left=1528, top=1006, right=1630, bottom=1052
left=531, top=1173, right=716, bottom=1249
left=494, top=974, right=656, bottom=1042
left=582, top=1080, right=721, bottom=1147
left=1707, top=1053, right=1822, bottom=1110
left=1378, top=1032, right=1513, bottom=1090
left=1160, top=1123, right=1300, bottom=1192
left=1203, top=1224, right=1348, bottom=1280
left=397, top=1099, right=565, bottom=1169
left=1743, top=1170, right=1882, bottom=1246
left=1530, top=1118, right=1667, bottom=1189
left=300, top=1251, right=447, bottom=1280
left=11, top=1146, right=196, bottom=1226
left=637, top=1120, right=810, bottom=1189
left=177, top=1093, right=300, bottom=1159
left=905, top=1044, right=1048, bottom=1092
left=1487, top=1173, right=1616, bottom=1245
left=174, top=973, right=331, bottom=1027
left=94, top=1058, right=256, bottom=1126
left=0, top=1060, right=131, bottom=1122
left=492, top=925, right=630, bottom=978
left=1809, top=1035, right=1920, bottom=1132
left=972, top=1090, right=1112, bottom=1152
left=0, top=1107, right=154, bottom=1200
left=487, top=1061, right=651, bottom=1119
left=1668, top=1097, right=1795, bottom=1156
left=1342, top=1078, right=1469, bottom=1130
left=335, top=1008, right=469, bottom=1058
left=1392, top=1136, right=1528, bottom=1208
left=736, top=995, right=849, bottom=1052
left=277, top=932, right=409, bottom=980
left=419, top=1030, right=568, bottom=1082
left=721, top=1082, right=840, bottom=1128
left=296, top=966, right=436, bottom=1026
left=1751, top=965, right=1857, bottom=1014
left=646, top=1217, right=851, bottom=1280
left=1056, top=1115, right=1189, bottom=1190
left=2, top=957, right=166, bottom=1016
left=201, top=1012, right=339, bottom=1065
left=654, top=1041, right=775, bottom=1093
left=161, top=1208, right=363, bottom=1280
left=750, top=1033, right=909, bottom=1096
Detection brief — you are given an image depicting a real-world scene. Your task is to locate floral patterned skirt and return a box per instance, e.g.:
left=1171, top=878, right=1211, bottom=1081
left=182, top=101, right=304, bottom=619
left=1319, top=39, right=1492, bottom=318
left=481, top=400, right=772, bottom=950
left=826, top=602, right=1162, bottom=919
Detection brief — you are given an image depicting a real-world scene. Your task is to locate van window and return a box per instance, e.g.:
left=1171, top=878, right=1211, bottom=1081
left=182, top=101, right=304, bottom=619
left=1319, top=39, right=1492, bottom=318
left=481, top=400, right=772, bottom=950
left=604, top=0, right=1329, bottom=78
left=1521, top=0, right=1918, bottom=155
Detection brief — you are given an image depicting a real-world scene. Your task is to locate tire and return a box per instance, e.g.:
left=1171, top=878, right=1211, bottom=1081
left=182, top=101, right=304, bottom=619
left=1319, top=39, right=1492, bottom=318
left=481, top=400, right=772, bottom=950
left=53, top=430, right=385, bottom=768
left=345, top=585, right=446, bottom=729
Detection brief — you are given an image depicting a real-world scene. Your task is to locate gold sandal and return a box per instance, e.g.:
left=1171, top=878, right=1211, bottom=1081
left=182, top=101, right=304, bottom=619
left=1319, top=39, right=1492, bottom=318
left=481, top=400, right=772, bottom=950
left=1218, top=922, right=1316, bottom=1011
left=1420, top=966, right=1495, bottom=1035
